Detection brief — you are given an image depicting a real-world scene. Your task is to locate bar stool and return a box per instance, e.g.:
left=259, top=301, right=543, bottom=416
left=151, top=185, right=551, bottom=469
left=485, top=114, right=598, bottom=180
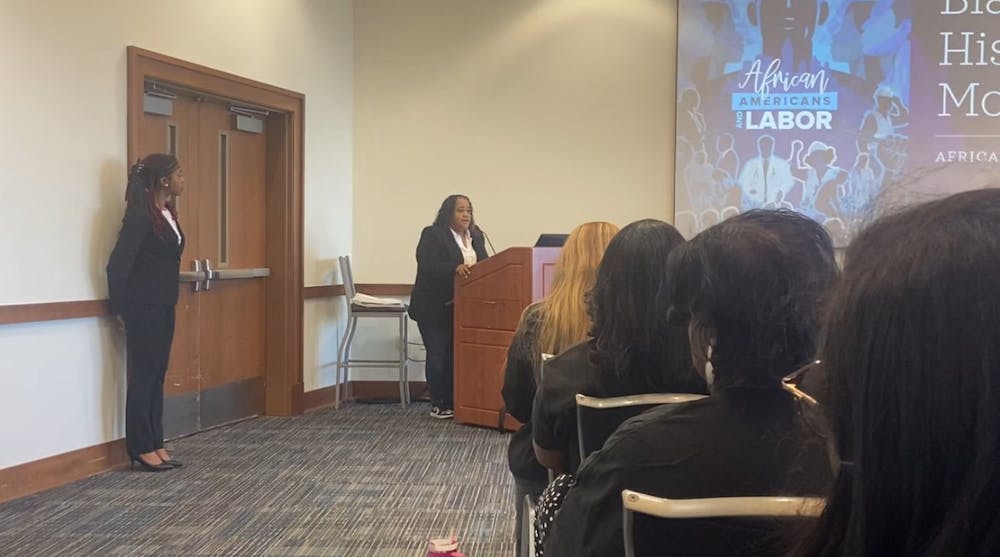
left=335, top=256, right=410, bottom=409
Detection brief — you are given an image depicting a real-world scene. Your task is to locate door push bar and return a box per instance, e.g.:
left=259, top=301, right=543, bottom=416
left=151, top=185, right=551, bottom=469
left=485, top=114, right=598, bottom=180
left=178, top=259, right=271, bottom=292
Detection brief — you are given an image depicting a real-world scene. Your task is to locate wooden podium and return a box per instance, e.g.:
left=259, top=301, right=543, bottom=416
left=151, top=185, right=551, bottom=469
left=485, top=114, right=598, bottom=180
left=453, top=247, right=561, bottom=429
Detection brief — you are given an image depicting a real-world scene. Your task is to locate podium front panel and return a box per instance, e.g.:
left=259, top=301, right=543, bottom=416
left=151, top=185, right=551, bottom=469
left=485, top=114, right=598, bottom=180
left=453, top=247, right=560, bottom=429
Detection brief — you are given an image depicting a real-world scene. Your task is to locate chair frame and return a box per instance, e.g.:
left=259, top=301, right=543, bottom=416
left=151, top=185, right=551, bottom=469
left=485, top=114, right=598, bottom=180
left=620, top=489, right=825, bottom=557
left=574, top=393, right=707, bottom=464
left=522, top=494, right=536, bottom=557
left=335, top=256, right=410, bottom=409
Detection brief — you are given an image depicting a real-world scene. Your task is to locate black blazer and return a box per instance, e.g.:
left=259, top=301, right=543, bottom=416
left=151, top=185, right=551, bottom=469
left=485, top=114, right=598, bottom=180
left=408, top=224, right=488, bottom=326
left=106, top=205, right=185, bottom=316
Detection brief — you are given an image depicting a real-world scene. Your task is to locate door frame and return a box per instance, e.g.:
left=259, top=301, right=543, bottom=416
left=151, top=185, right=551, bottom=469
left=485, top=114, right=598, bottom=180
left=127, top=46, right=304, bottom=416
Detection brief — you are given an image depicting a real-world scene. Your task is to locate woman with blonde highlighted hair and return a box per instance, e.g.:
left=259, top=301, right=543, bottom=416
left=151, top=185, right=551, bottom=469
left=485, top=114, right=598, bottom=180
left=501, top=221, right=618, bottom=553
left=537, top=221, right=620, bottom=355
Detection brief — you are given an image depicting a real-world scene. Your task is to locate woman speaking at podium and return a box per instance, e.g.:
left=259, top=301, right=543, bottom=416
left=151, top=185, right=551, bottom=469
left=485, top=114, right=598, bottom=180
left=409, top=195, right=488, bottom=419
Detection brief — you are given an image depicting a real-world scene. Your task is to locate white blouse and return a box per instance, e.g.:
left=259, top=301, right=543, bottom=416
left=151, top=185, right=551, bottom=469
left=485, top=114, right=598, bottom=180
left=162, top=209, right=181, bottom=245
left=451, top=228, right=477, bottom=266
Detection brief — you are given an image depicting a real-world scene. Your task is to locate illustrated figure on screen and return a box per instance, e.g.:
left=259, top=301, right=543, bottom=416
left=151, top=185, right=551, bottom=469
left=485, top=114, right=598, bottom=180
left=700, top=208, right=722, bottom=229
left=839, top=150, right=884, bottom=226
left=715, top=133, right=739, bottom=185
left=677, top=88, right=707, bottom=153
left=830, top=0, right=877, bottom=79
left=801, top=141, right=848, bottom=222
left=859, top=85, right=909, bottom=176
left=823, top=216, right=850, bottom=247
left=747, top=0, right=830, bottom=71
left=685, top=150, right=719, bottom=214
left=738, top=135, right=794, bottom=210
left=863, top=1, right=912, bottom=97
left=697, top=0, right=743, bottom=81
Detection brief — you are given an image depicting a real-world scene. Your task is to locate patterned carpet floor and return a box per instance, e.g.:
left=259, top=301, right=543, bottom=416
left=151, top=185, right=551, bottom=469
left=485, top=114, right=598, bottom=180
left=0, top=403, right=516, bottom=556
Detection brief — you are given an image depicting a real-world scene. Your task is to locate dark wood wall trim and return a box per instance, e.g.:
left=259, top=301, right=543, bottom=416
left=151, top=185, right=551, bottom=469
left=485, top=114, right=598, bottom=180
left=355, top=284, right=413, bottom=296
left=0, top=439, right=128, bottom=504
left=0, top=284, right=414, bottom=326
left=302, top=285, right=345, bottom=299
left=302, top=283, right=412, bottom=299
left=0, top=300, right=110, bottom=325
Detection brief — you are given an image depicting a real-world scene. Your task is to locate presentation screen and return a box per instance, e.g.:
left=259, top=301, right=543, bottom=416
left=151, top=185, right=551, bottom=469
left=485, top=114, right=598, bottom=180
left=675, top=0, right=1000, bottom=244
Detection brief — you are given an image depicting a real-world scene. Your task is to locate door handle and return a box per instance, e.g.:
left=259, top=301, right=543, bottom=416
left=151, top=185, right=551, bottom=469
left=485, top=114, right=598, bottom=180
left=178, top=261, right=271, bottom=292
left=210, top=267, right=271, bottom=280
left=180, top=260, right=206, bottom=292
left=202, top=259, right=213, bottom=291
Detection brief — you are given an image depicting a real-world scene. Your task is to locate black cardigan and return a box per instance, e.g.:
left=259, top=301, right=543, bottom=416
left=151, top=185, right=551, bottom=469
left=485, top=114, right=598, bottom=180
left=408, top=224, right=488, bottom=326
left=106, top=205, right=185, bottom=316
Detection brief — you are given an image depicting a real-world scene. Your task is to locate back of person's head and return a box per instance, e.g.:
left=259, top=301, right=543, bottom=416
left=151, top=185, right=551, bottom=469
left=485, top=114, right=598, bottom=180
left=799, top=188, right=1000, bottom=557
left=538, top=221, right=619, bottom=355
left=588, top=219, right=702, bottom=393
left=666, top=210, right=836, bottom=387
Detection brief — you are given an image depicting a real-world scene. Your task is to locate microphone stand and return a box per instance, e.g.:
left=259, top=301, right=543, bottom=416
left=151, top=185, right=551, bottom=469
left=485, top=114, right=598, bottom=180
left=476, top=225, right=497, bottom=255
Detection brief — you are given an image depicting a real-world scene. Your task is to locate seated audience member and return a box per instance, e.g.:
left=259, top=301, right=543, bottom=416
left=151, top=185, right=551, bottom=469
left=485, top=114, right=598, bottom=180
left=501, top=221, right=618, bottom=551
left=532, top=219, right=707, bottom=478
left=796, top=189, right=1000, bottom=557
left=544, top=210, right=837, bottom=557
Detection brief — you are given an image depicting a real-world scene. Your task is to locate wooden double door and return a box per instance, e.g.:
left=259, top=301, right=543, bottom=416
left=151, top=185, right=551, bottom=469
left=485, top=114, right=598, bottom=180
left=137, top=89, right=269, bottom=437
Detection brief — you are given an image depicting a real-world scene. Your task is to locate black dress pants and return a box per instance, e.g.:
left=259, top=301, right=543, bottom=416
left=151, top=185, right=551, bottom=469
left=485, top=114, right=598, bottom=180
left=417, top=320, right=454, bottom=408
left=124, top=304, right=176, bottom=456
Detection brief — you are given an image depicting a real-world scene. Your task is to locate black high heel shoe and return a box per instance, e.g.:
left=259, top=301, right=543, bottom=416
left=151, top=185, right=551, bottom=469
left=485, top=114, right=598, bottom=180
left=130, top=455, right=173, bottom=472
left=161, top=458, right=183, bottom=468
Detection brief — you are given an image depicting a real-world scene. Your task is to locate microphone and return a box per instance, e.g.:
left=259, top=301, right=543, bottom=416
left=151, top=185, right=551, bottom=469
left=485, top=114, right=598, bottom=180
left=474, top=224, right=497, bottom=255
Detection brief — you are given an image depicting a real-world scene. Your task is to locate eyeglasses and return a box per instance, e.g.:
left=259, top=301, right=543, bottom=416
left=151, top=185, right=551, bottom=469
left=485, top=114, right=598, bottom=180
left=782, top=359, right=821, bottom=407
left=783, top=359, right=857, bottom=474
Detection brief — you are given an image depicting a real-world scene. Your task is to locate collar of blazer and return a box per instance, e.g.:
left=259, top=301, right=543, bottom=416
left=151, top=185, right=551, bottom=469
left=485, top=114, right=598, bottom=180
left=437, top=224, right=466, bottom=262
left=159, top=216, right=185, bottom=254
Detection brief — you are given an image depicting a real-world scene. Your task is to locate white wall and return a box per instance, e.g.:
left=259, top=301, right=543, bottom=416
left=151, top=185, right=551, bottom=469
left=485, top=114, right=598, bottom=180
left=0, top=0, right=353, bottom=469
left=353, top=0, right=679, bottom=282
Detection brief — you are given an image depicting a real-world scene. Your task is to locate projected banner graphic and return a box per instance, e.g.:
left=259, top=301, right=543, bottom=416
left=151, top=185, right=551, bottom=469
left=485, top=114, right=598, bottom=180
left=675, top=0, right=1000, bottom=244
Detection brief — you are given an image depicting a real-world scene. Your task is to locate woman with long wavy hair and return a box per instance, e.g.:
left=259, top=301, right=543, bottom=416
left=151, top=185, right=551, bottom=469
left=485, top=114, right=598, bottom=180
left=107, top=154, right=186, bottom=472
left=501, top=220, right=618, bottom=553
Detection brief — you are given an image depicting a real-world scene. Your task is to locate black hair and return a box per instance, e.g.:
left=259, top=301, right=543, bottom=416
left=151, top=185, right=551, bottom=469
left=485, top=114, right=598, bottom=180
left=432, top=194, right=474, bottom=228
left=665, top=209, right=836, bottom=387
left=588, top=219, right=704, bottom=393
left=124, top=153, right=180, bottom=239
left=797, top=188, right=1000, bottom=556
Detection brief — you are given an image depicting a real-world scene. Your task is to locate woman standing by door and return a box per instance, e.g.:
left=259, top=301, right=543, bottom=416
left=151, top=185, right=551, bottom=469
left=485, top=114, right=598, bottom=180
left=408, top=195, right=488, bottom=419
left=107, top=154, right=186, bottom=472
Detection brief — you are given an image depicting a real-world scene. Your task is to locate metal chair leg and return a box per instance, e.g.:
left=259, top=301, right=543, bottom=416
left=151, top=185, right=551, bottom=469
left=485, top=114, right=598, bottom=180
left=403, top=316, right=410, bottom=405
left=396, top=315, right=406, bottom=409
left=335, top=315, right=359, bottom=409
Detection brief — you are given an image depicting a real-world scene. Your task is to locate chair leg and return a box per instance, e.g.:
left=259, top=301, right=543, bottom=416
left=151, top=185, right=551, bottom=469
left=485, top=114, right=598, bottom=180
left=336, top=315, right=359, bottom=409
left=403, top=316, right=410, bottom=405
left=398, top=315, right=407, bottom=409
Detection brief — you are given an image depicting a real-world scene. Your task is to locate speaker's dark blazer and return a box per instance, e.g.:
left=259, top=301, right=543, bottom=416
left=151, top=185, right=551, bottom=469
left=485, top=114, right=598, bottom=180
left=106, top=205, right=186, bottom=316
left=408, top=224, right=488, bottom=327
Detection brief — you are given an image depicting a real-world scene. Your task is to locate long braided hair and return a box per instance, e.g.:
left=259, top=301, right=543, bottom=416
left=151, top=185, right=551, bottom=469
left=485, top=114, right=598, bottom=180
left=125, top=154, right=180, bottom=240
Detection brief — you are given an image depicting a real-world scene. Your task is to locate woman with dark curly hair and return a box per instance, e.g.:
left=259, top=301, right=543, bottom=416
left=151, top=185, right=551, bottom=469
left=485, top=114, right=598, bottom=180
left=408, top=194, right=488, bottom=419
